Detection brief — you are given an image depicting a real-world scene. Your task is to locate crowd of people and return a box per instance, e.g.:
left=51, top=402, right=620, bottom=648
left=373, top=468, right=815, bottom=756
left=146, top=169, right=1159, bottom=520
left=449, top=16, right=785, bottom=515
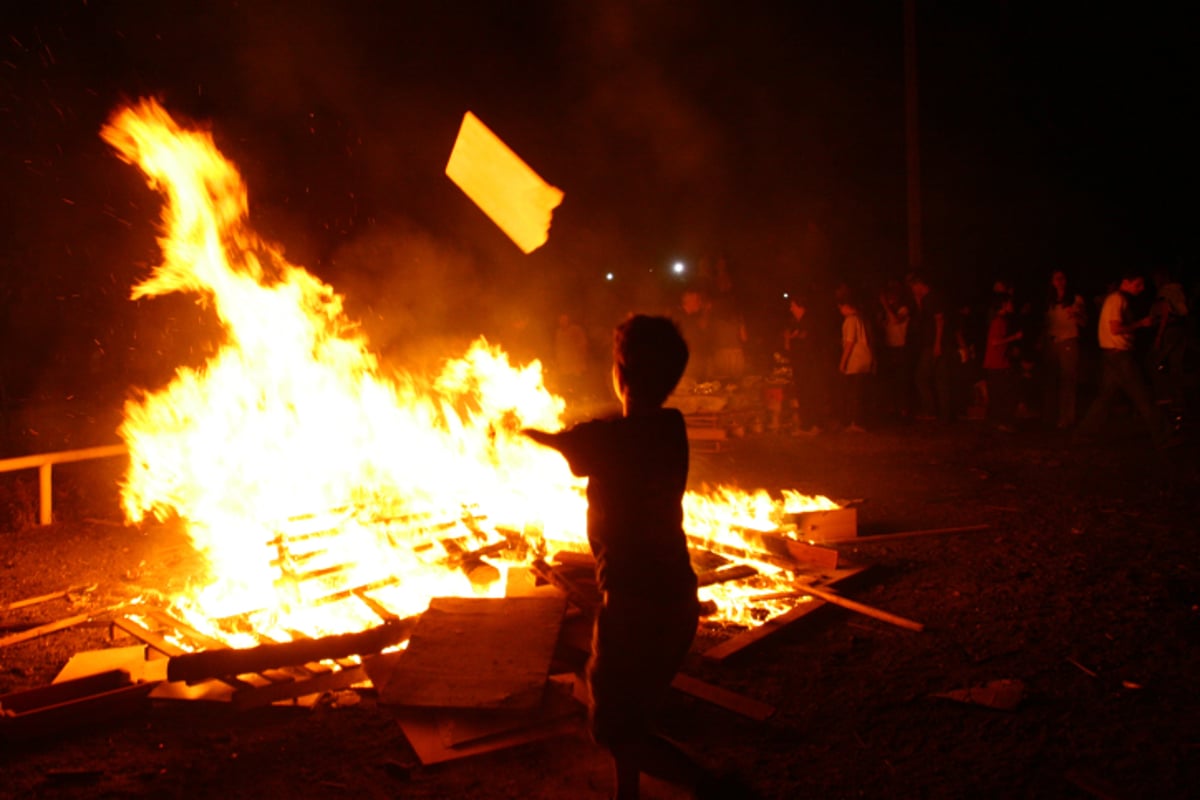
left=615, top=260, right=1195, bottom=448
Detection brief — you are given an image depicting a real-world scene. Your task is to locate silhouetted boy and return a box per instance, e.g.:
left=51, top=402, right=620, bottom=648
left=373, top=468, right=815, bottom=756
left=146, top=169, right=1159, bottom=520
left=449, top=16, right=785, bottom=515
left=525, top=315, right=730, bottom=799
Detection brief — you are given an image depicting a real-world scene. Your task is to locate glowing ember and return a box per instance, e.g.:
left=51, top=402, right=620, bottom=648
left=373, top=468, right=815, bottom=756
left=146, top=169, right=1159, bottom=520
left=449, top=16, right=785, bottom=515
left=102, top=99, right=839, bottom=645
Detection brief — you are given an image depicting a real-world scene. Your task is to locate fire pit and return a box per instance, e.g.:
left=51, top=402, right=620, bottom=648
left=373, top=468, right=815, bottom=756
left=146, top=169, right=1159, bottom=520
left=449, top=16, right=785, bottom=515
left=2, top=100, right=920, bottom=763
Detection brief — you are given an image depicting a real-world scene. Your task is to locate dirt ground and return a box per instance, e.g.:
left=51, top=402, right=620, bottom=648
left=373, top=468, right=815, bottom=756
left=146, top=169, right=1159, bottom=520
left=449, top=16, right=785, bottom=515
left=1, top=419, right=1197, bottom=799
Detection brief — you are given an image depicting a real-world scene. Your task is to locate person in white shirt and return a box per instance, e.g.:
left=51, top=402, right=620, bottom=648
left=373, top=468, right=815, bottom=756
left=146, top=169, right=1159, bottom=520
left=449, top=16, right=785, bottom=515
left=839, top=299, right=874, bottom=433
left=1077, top=272, right=1172, bottom=447
left=1042, top=270, right=1086, bottom=429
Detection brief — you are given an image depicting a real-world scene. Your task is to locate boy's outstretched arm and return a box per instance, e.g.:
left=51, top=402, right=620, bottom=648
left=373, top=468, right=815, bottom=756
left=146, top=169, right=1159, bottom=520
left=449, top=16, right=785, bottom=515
left=522, top=428, right=563, bottom=452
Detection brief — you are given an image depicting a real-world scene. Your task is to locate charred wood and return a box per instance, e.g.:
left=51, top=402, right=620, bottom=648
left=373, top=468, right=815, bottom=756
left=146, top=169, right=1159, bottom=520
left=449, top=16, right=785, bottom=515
left=166, top=617, right=417, bottom=683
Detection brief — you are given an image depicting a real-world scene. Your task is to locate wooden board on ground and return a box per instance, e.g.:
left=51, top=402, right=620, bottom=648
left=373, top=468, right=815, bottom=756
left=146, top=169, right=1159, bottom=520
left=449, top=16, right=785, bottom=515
left=377, top=596, right=567, bottom=711
left=397, top=708, right=582, bottom=767
left=669, top=673, right=775, bottom=721
left=0, top=670, right=157, bottom=740
left=703, top=563, right=871, bottom=662
left=435, top=675, right=582, bottom=747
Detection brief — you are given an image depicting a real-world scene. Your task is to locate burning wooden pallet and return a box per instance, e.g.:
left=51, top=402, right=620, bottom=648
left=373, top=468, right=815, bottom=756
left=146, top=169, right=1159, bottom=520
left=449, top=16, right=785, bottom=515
left=108, top=604, right=412, bottom=710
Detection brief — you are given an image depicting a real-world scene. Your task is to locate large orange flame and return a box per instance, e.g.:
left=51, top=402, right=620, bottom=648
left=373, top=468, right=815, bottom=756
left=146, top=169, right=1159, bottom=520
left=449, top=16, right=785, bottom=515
left=102, top=99, right=836, bottom=643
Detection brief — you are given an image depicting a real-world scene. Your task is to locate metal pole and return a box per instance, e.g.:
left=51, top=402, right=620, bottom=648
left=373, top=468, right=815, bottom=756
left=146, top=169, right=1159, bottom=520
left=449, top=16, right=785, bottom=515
left=904, top=0, right=923, bottom=272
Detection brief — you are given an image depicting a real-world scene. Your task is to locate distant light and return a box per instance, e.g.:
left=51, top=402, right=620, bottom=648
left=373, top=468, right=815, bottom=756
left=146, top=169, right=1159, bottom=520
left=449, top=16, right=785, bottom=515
left=605, top=272, right=614, bottom=281
left=672, top=261, right=686, bottom=275
left=783, top=291, right=790, bottom=299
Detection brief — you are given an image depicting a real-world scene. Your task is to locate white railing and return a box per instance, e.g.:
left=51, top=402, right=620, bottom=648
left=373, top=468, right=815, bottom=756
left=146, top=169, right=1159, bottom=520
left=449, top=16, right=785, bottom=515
left=0, top=444, right=128, bottom=526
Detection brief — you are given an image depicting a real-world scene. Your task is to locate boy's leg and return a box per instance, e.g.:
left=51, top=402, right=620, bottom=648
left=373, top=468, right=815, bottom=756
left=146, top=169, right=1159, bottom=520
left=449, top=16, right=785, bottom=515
left=612, top=745, right=641, bottom=800
left=589, top=600, right=699, bottom=797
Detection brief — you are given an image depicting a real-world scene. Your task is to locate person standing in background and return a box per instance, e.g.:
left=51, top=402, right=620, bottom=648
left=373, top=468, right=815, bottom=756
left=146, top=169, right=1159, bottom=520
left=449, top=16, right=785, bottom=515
left=1150, top=266, right=1189, bottom=425
left=1042, top=270, right=1086, bottom=429
left=878, top=279, right=912, bottom=421
left=838, top=297, right=874, bottom=433
left=906, top=273, right=950, bottom=422
left=1077, top=271, right=1174, bottom=448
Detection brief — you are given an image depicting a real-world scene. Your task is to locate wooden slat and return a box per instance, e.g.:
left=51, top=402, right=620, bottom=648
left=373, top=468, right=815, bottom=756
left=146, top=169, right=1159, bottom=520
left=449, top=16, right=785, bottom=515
left=110, top=616, right=187, bottom=658
left=703, top=564, right=870, bottom=662
left=670, top=674, right=775, bottom=721
left=748, top=584, right=925, bottom=632
left=0, top=604, right=120, bottom=650
left=231, top=663, right=367, bottom=710
left=826, top=523, right=989, bottom=545
left=0, top=612, right=94, bottom=649
left=0, top=584, right=95, bottom=613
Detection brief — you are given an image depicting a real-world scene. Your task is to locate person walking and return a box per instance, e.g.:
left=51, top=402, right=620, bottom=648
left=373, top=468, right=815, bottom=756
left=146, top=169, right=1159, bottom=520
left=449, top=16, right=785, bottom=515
left=1077, top=271, right=1174, bottom=448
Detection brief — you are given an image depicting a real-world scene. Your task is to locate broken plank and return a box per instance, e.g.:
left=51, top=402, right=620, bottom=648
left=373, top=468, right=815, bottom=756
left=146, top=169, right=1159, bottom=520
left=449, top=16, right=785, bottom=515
left=0, top=584, right=95, bottom=613
left=0, top=606, right=118, bottom=649
left=696, top=564, right=758, bottom=588
left=0, top=670, right=157, bottom=741
left=531, top=558, right=599, bottom=614
left=754, top=584, right=925, bottom=632
left=670, top=673, right=775, bottom=721
left=827, top=523, right=989, bottom=545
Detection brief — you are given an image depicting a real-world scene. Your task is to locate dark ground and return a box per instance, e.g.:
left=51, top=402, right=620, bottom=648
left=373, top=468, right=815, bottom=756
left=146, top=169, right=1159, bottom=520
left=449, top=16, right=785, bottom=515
left=1, top=417, right=1197, bottom=799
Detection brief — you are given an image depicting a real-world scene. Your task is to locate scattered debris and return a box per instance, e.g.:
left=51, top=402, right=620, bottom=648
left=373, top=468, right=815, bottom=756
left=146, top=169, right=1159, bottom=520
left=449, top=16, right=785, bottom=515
left=1067, top=657, right=1098, bottom=678
left=930, top=678, right=1026, bottom=711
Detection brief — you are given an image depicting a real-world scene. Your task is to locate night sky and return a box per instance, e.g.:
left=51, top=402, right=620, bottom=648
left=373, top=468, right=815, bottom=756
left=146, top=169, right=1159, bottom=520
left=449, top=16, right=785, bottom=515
left=1, top=1, right=1197, bottom=414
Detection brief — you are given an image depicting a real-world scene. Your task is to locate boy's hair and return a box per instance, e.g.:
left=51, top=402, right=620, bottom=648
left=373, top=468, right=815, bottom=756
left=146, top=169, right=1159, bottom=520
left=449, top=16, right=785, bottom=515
left=613, top=314, right=689, bottom=406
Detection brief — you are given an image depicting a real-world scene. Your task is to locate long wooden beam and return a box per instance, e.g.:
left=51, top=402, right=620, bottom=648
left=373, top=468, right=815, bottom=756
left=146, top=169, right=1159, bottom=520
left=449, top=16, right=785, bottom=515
left=0, top=605, right=119, bottom=649
left=752, top=584, right=925, bottom=632
left=165, top=617, right=417, bottom=683
left=0, top=584, right=95, bottom=612
left=826, top=524, right=989, bottom=545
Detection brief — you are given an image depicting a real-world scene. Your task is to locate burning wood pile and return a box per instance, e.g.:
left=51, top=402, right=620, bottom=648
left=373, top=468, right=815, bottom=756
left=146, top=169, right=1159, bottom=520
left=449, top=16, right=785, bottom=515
left=1, top=502, right=890, bottom=762
left=0, top=99, right=925, bottom=761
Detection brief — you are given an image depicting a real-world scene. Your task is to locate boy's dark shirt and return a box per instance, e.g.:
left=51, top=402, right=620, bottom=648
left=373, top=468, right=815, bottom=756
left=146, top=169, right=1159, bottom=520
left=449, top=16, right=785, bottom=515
left=547, top=408, right=697, bottom=604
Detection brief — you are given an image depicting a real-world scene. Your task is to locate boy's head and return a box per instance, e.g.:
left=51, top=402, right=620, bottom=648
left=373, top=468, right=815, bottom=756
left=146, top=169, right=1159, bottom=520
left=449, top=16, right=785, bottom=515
left=612, top=315, right=689, bottom=407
